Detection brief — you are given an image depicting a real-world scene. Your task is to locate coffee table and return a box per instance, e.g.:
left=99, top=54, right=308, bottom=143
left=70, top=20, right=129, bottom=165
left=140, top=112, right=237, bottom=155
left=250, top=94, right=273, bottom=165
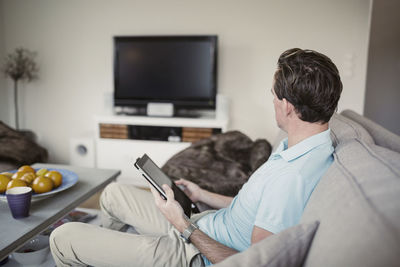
left=0, top=163, right=120, bottom=261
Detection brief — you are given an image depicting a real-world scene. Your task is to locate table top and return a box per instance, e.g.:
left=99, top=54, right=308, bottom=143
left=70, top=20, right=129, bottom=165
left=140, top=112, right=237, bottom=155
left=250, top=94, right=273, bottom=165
left=0, top=163, right=120, bottom=260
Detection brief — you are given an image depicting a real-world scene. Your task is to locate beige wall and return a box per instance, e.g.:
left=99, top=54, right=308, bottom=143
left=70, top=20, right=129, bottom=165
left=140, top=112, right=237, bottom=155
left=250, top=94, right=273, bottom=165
left=1, top=0, right=371, bottom=163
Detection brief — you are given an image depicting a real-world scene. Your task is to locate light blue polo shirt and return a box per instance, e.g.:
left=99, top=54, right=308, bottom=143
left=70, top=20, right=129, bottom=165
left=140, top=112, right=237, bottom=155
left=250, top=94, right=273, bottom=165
left=197, top=129, right=334, bottom=265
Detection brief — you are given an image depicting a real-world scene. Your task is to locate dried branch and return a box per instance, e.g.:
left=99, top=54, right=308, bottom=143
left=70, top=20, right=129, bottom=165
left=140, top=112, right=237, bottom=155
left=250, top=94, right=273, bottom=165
left=2, top=48, right=39, bottom=82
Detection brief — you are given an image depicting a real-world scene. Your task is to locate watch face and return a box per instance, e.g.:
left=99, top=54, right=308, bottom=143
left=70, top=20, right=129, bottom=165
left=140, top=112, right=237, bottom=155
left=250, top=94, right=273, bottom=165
left=180, top=233, right=190, bottom=244
left=181, top=222, right=198, bottom=244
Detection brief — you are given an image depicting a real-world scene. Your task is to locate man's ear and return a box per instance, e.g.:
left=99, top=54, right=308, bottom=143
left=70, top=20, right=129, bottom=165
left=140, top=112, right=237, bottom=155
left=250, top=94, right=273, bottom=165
left=282, top=98, right=294, bottom=116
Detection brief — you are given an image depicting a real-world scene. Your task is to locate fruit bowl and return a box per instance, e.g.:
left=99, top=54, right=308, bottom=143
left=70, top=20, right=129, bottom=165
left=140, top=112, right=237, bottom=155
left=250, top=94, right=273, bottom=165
left=11, top=235, right=50, bottom=266
left=0, top=168, right=78, bottom=202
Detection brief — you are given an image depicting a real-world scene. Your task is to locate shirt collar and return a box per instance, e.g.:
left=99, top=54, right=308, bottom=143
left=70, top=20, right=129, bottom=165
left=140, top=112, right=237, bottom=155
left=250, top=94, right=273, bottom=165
left=271, top=129, right=332, bottom=162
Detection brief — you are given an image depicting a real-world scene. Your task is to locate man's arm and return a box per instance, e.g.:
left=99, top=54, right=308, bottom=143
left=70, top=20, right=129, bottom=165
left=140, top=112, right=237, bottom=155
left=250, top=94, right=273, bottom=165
left=150, top=184, right=274, bottom=264
left=181, top=220, right=238, bottom=264
left=251, top=226, right=273, bottom=244
left=190, top=225, right=273, bottom=263
left=150, top=184, right=238, bottom=263
left=175, top=179, right=233, bottom=209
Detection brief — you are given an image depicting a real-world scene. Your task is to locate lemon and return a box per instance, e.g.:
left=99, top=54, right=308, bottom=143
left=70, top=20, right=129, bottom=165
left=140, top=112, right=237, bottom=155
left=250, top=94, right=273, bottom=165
left=18, top=165, right=36, bottom=174
left=11, top=172, right=26, bottom=180
left=7, top=179, right=28, bottom=190
left=0, top=174, right=11, bottom=193
left=44, top=171, right=63, bottom=188
left=36, top=168, right=48, bottom=177
left=0, top=172, right=13, bottom=178
left=19, top=172, right=36, bottom=185
left=32, top=176, right=54, bottom=194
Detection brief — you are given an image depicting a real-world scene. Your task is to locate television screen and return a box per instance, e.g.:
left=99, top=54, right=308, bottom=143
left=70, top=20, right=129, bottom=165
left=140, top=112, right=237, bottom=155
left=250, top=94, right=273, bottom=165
left=114, top=35, right=217, bottom=110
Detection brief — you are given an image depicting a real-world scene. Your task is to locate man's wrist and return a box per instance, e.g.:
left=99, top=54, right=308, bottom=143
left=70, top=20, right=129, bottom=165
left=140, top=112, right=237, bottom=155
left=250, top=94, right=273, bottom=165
left=197, top=188, right=206, bottom=203
left=180, top=221, right=199, bottom=243
left=176, top=217, right=191, bottom=233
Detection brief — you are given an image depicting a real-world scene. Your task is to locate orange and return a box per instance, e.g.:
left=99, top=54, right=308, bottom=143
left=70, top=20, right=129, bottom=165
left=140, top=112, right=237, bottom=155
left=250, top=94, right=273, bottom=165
left=19, top=172, right=36, bottom=185
left=18, top=165, right=36, bottom=174
left=7, top=179, right=28, bottom=190
left=44, top=171, right=63, bottom=188
left=32, top=176, right=54, bottom=194
left=0, top=174, right=11, bottom=193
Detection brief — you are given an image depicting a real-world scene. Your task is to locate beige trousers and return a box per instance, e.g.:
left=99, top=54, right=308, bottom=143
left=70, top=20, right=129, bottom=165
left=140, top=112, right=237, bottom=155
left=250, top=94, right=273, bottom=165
left=50, top=182, right=211, bottom=267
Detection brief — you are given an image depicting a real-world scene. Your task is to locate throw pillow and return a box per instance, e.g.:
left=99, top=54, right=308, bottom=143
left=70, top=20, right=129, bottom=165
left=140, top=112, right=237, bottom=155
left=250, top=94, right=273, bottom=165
left=213, top=221, right=319, bottom=267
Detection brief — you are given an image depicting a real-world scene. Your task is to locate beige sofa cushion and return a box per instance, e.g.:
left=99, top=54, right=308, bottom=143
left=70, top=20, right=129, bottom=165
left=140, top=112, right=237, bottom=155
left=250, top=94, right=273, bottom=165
left=213, top=221, right=319, bottom=267
left=301, top=138, right=400, bottom=267
left=271, top=112, right=374, bottom=152
left=342, top=109, right=400, bottom=153
left=329, top=113, right=374, bottom=147
left=245, top=111, right=399, bottom=267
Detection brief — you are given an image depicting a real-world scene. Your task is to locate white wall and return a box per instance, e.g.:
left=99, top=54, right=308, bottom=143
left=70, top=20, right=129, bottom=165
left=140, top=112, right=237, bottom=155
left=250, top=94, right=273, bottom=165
left=1, top=0, right=371, bottom=163
left=0, top=0, right=8, bottom=124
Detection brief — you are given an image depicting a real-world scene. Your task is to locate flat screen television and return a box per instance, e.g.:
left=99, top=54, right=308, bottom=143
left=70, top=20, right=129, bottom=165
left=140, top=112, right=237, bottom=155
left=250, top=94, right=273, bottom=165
left=114, top=35, right=218, bottom=115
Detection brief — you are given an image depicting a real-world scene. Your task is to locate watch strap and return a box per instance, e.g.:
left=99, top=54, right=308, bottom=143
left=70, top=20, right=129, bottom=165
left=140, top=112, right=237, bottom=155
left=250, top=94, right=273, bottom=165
left=181, top=222, right=198, bottom=243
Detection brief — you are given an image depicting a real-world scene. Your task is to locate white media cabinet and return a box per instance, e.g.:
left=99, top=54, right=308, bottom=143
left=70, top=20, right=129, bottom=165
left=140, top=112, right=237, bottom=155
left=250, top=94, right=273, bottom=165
left=95, top=114, right=229, bottom=186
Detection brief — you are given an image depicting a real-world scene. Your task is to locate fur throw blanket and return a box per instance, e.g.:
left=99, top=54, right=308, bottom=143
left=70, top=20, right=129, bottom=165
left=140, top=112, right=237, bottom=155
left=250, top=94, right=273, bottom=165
left=0, top=121, right=48, bottom=167
left=162, top=131, right=272, bottom=197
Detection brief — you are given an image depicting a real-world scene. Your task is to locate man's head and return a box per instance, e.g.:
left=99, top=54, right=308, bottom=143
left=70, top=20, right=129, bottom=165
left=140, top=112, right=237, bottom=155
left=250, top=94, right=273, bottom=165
left=272, top=48, right=342, bottom=128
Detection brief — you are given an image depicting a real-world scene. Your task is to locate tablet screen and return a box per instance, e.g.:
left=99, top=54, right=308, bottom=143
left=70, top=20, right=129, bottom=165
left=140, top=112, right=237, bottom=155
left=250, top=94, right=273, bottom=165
left=142, top=160, right=172, bottom=188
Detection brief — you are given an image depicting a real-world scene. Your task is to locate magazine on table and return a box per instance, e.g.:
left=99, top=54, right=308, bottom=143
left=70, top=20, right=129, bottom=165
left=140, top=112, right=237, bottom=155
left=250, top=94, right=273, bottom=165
left=42, top=209, right=97, bottom=235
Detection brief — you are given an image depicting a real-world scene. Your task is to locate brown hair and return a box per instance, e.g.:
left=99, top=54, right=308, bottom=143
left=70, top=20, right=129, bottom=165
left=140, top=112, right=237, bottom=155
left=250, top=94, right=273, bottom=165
left=274, top=48, right=343, bottom=123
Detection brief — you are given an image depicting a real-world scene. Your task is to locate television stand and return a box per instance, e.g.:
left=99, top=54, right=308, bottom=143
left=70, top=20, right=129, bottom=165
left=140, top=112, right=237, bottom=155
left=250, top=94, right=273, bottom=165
left=94, top=112, right=229, bottom=186
left=115, top=106, right=146, bottom=116
left=115, top=106, right=215, bottom=119
left=174, top=109, right=209, bottom=118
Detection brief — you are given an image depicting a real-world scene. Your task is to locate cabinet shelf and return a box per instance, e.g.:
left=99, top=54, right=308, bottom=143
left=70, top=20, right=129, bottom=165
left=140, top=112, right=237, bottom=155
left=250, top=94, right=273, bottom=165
left=95, top=114, right=229, bottom=186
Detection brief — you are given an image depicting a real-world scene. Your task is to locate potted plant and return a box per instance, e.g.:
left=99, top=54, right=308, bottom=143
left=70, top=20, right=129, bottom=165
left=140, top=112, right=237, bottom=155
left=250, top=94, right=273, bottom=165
left=2, top=48, right=39, bottom=130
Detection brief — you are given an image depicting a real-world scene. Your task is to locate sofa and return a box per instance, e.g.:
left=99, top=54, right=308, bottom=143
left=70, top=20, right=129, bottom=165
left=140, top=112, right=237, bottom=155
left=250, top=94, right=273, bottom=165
left=213, top=109, right=400, bottom=267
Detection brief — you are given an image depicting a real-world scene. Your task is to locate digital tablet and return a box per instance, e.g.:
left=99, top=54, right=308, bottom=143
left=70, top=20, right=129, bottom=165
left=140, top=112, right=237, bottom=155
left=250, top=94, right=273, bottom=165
left=134, top=154, right=199, bottom=218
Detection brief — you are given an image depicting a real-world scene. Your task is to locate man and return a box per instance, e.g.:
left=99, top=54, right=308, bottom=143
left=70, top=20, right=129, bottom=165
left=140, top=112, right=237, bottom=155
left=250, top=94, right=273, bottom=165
left=50, top=48, right=342, bottom=266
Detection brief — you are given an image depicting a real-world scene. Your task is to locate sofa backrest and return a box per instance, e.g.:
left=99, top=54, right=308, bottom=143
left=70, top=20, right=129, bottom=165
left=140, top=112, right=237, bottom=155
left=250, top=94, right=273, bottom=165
left=271, top=112, right=376, bottom=150
left=341, top=109, right=400, bottom=153
left=301, top=112, right=400, bottom=267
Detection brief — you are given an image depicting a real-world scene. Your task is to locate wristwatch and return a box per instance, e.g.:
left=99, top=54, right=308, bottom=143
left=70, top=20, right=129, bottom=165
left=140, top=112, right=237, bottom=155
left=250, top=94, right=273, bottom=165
left=180, top=222, right=199, bottom=243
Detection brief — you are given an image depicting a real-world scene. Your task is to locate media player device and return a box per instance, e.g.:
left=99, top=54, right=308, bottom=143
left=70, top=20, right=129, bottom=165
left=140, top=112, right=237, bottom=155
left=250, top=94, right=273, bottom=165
left=134, top=154, right=199, bottom=218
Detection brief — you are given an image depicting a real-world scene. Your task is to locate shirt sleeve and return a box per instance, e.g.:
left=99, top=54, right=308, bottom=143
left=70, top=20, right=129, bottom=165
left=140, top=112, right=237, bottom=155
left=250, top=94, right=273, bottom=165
left=254, top=172, right=306, bottom=234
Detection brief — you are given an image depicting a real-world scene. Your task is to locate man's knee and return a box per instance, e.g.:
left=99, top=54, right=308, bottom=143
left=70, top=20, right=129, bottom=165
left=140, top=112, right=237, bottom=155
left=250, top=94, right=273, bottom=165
left=100, top=183, right=144, bottom=211
left=99, top=182, right=122, bottom=210
left=101, top=182, right=121, bottom=199
left=50, top=222, right=82, bottom=248
left=50, top=222, right=83, bottom=260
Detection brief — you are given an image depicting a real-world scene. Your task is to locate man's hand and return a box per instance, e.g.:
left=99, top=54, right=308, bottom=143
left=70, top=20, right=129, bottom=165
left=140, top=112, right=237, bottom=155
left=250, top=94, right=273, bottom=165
left=149, top=184, right=189, bottom=233
left=150, top=182, right=239, bottom=264
left=176, top=178, right=233, bottom=209
left=175, top=178, right=203, bottom=202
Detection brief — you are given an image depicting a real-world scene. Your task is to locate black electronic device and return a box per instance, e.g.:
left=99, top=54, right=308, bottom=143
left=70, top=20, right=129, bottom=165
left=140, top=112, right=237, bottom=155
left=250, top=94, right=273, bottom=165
left=114, top=35, right=218, bottom=114
left=134, top=154, right=199, bottom=218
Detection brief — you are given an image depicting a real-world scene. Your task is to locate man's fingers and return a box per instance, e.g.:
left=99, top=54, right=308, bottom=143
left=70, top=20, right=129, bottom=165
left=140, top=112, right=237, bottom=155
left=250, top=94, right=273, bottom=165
left=175, top=179, right=185, bottom=185
left=149, top=186, right=159, bottom=199
left=162, top=184, right=175, bottom=200
left=149, top=186, right=164, bottom=206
